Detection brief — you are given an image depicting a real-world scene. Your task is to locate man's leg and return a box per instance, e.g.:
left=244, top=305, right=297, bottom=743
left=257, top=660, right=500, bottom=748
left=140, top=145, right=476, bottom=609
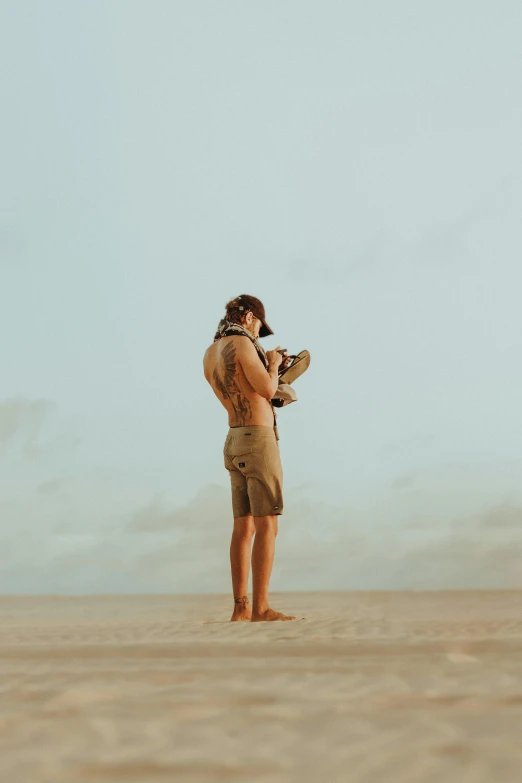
left=251, top=515, right=296, bottom=622
left=230, top=514, right=255, bottom=621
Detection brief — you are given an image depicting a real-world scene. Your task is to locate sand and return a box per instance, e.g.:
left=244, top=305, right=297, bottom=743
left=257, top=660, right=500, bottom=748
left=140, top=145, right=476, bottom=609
left=1, top=590, right=521, bottom=783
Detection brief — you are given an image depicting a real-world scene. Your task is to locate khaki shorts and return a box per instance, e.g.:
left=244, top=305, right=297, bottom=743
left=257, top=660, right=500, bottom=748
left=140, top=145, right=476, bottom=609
left=224, top=426, right=283, bottom=518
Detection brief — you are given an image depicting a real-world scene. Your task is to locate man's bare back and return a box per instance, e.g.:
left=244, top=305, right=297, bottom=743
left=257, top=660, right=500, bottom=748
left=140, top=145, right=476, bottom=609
left=203, top=335, right=279, bottom=427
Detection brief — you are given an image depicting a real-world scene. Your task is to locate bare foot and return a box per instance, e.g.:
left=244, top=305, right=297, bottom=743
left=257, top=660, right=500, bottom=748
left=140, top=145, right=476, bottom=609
left=251, top=608, right=297, bottom=622
left=230, top=596, right=252, bottom=622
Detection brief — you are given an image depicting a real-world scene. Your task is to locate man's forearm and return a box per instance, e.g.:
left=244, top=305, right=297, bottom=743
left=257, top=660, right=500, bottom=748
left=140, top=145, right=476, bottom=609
left=266, top=366, right=280, bottom=399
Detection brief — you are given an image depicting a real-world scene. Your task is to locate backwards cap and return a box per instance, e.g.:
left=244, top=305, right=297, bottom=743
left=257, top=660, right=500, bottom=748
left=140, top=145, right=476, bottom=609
left=228, top=294, right=273, bottom=338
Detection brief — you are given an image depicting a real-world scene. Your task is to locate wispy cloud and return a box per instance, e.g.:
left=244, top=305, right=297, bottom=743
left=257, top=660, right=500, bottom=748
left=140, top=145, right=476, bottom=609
left=477, top=500, right=522, bottom=529
left=0, top=397, right=81, bottom=463
left=3, top=455, right=522, bottom=593
left=390, top=474, right=417, bottom=489
left=36, top=476, right=72, bottom=496
left=127, top=485, right=230, bottom=534
left=0, top=397, right=54, bottom=457
left=20, top=483, right=518, bottom=594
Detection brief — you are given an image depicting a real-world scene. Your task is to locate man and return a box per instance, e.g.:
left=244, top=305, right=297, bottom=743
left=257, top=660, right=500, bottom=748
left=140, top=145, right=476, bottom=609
left=203, top=294, right=297, bottom=622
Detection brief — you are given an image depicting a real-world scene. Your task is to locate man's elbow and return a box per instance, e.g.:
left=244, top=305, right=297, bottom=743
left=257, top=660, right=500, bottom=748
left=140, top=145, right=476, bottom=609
left=258, top=382, right=277, bottom=401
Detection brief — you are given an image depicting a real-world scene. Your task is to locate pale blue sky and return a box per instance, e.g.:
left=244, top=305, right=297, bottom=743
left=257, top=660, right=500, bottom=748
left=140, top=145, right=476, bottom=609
left=1, top=1, right=522, bottom=592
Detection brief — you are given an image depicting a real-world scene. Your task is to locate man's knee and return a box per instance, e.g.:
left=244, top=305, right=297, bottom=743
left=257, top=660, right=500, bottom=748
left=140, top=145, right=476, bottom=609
left=233, top=515, right=255, bottom=538
left=253, top=515, right=278, bottom=536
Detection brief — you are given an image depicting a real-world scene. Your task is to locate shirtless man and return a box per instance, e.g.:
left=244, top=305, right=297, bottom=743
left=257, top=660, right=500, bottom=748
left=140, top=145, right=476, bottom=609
left=203, top=294, right=297, bottom=622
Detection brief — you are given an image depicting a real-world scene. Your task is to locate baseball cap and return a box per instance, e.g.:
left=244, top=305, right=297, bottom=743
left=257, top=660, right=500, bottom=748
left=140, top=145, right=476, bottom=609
left=231, top=294, right=274, bottom=338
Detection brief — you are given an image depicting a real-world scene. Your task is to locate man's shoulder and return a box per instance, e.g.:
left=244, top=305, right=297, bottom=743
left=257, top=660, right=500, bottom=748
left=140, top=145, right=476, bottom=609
left=204, top=335, right=256, bottom=367
left=219, top=333, right=253, bottom=351
left=204, top=335, right=249, bottom=359
left=228, top=335, right=259, bottom=362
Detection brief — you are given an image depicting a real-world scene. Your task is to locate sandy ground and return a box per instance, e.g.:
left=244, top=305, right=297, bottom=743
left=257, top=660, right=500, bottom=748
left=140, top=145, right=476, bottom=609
left=1, top=591, right=521, bottom=783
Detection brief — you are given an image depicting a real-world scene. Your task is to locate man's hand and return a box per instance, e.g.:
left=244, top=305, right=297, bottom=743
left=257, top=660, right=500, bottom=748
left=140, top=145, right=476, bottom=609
left=280, top=352, right=293, bottom=371
left=266, top=347, right=284, bottom=370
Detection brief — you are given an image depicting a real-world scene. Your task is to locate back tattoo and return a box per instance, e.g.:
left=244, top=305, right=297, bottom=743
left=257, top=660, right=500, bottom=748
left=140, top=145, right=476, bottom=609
left=213, top=341, right=252, bottom=425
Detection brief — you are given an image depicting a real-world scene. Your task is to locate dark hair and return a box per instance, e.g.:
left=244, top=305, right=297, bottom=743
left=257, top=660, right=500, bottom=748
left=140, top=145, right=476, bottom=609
left=224, top=296, right=247, bottom=326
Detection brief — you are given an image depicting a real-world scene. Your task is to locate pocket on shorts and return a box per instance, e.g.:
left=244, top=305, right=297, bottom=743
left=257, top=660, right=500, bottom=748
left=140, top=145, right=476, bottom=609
left=225, top=434, right=253, bottom=460
left=228, top=445, right=252, bottom=473
left=228, top=444, right=253, bottom=459
left=225, top=433, right=252, bottom=473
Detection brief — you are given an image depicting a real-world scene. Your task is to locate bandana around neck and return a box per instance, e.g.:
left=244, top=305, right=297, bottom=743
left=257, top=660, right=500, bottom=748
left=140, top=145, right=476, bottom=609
left=213, top=319, right=268, bottom=368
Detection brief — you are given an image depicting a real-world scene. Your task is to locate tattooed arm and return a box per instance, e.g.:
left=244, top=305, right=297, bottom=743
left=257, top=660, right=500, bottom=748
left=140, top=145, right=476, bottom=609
left=235, top=338, right=280, bottom=400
